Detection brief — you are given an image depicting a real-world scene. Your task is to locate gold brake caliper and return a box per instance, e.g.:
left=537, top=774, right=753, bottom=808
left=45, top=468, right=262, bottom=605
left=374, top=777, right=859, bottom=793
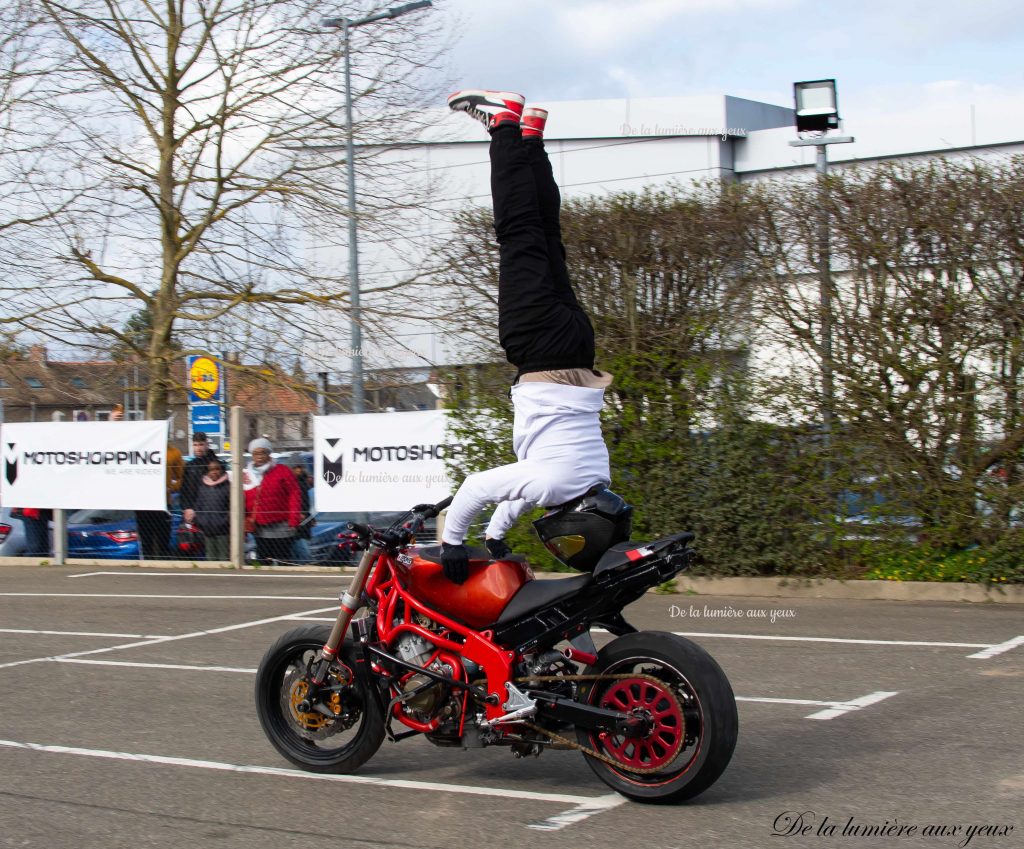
left=289, top=679, right=343, bottom=731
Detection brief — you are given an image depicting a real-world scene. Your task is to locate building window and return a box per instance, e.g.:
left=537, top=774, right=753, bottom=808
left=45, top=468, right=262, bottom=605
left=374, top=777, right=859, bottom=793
left=0, top=379, right=8, bottom=388
left=25, top=377, right=43, bottom=388
left=73, top=409, right=90, bottom=422
left=275, top=417, right=285, bottom=441
left=70, top=377, right=87, bottom=388
left=300, top=416, right=310, bottom=440
left=95, top=410, right=111, bottom=421
left=248, top=417, right=258, bottom=439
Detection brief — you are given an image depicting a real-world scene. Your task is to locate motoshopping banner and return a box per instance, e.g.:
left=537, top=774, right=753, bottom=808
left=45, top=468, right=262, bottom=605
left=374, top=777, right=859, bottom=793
left=314, top=411, right=457, bottom=512
left=1, top=420, right=169, bottom=511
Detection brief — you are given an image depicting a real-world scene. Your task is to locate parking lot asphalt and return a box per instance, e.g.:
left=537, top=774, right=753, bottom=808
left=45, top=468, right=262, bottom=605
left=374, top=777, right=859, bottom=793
left=0, top=563, right=1021, bottom=849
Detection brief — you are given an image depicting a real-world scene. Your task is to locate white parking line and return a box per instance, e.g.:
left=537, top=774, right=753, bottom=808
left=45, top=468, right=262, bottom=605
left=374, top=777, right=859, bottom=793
left=0, top=628, right=170, bottom=639
left=668, top=631, right=991, bottom=649
left=529, top=794, right=626, bottom=831
left=967, top=635, right=1024, bottom=659
left=0, top=739, right=621, bottom=831
left=68, top=571, right=351, bottom=580
left=737, top=691, right=899, bottom=719
left=0, top=593, right=337, bottom=600
left=0, top=605, right=337, bottom=670
left=595, top=626, right=1018, bottom=658
left=804, top=691, right=899, bottom=720
left=56, top=658, right=258, bottom=674
left=49, top=655, right=888, bottom=720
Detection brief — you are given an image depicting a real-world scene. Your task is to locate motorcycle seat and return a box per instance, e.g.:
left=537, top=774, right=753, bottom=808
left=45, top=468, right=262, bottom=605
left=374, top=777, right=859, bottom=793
left=495, top=573, right=592, bottom=625
left=592, top=532, right=695, bottom=577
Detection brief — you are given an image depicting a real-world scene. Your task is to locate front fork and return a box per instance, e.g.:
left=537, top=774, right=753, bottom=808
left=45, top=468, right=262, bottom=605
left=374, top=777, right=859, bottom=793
left=308, top=545, right=379, bottom=688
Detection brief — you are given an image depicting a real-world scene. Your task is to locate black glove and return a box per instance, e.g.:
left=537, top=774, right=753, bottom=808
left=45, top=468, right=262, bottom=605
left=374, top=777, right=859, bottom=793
left=485, top=538, right=512, bottom=560
left=441, top=542, right=469, bottom=584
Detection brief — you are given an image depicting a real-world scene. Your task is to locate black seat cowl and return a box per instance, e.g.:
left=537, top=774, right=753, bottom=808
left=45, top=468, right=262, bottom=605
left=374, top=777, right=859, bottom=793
left=495, top=573, right=592, bottom=625
left=592, top=531, right=694, bottom=577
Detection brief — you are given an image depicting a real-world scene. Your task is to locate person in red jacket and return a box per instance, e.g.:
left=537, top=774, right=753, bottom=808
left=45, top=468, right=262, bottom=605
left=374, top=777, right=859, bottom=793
left=243, top=437, right=301, bottom=564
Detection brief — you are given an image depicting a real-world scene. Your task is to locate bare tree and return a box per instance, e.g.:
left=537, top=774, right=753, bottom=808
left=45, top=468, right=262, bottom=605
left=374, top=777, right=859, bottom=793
left=748, top=159, right=1024, bottom=544
left=1, top=0, right=447, bottom=415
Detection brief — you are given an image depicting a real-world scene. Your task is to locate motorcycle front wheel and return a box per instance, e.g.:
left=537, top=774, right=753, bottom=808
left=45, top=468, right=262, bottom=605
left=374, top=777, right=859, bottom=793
left=255, top=624, right=385, bottom=773
left=576, top=631, right=738, bottom=803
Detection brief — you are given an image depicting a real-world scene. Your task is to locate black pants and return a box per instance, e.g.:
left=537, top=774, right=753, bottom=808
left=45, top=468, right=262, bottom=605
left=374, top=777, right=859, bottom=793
left=490, top=124, right=595, bottom=374
left=136, top=510, right=171, bottom=560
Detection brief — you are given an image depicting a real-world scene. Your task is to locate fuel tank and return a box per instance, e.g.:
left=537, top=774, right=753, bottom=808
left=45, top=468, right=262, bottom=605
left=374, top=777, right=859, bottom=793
left=395, top=546, right=534, bottom=629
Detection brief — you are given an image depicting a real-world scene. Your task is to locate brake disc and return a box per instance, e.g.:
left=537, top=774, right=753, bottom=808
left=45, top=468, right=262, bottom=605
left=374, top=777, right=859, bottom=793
left=281, top=669, right=359, bottom=739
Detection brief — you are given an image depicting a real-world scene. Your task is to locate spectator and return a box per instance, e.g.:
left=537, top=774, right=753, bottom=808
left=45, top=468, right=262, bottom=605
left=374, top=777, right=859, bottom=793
left=193, top=455, right=230, bottom=561
left=244, top=437, right=300, bottom=564
left=181, top=431, right=219, bottom=525
left=110, top=403, right=125, bottom=421
left=291, top=463, right=314, bottom=563
left=136, top=441, right=184, bottom=560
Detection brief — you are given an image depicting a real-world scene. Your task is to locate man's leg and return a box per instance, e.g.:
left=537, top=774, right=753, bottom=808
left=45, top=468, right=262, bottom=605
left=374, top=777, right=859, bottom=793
left=23, top=517, right=50, bottom=556
left=522, top=137, right=573, bottom=299
left=523, top=134, right=596, bottom=363
left=490, top=124, right=594, bottom=371
left=489, top=122, right=560, bottom=351
left=135, top=511, right=155, bottom=559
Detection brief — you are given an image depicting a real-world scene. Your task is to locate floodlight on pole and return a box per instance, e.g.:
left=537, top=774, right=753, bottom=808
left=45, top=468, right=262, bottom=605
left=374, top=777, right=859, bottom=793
left=793, top=78, right=841, bottom=133
left=322, top=0, right=433, bottom=413
left=788, top=79, right=854, bottom=471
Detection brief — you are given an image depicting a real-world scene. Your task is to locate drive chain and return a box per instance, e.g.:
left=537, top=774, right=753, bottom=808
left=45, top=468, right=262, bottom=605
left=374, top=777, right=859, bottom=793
left=512, top=673, right=686, bottom=775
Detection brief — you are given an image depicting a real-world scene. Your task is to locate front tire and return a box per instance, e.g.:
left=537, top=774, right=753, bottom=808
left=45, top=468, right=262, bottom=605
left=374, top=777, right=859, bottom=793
left=255, top=624, right=385, bottom=773
left=576, top=631, right=738, bottom=803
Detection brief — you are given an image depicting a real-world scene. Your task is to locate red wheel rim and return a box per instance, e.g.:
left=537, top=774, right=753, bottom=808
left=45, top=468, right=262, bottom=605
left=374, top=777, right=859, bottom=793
left=594, top=678, right=685, bottom=770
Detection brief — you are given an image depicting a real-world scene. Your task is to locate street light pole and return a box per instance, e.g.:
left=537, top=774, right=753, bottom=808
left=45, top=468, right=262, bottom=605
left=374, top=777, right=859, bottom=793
left=789, top=134, right=853, bottom=456
left=323, top=1, right=433, bottom=414
left=341, top=16, right=363, bottom=414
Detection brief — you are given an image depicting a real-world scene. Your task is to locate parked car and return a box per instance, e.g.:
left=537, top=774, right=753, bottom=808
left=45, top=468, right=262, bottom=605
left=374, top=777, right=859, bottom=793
left=0, top=506, right=29, bottom=556
left=65, top=508, right=186, bottom=559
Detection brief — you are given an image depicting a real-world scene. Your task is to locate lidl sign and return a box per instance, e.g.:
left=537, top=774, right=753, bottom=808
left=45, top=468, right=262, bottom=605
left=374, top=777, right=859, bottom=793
left=188, top=356, right=222, bottom=403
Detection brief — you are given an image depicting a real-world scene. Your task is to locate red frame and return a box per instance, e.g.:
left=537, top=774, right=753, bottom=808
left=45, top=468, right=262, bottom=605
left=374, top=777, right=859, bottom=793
left=363, top=549, right=519, bottom=724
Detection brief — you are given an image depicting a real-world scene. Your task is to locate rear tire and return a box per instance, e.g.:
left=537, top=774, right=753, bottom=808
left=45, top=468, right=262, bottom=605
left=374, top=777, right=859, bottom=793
left=255, top=624, right=384, bottom=773
left=575, top=631, right=738, bottom=803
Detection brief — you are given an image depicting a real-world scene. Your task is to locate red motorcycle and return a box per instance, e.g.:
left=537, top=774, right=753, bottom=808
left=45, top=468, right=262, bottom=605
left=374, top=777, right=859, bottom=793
left=255, top=494, right=737, bottom=802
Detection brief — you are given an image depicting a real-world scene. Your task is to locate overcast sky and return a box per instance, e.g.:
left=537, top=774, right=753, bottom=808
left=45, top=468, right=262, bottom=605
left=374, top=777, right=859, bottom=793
left=437, top=0, right=1024, bottom=121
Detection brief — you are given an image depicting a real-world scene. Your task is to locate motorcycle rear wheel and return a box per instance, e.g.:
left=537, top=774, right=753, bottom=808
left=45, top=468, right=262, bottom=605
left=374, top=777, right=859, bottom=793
left=576, top=631, right=738, bottom=803
left=255, top=624, right=384, bottom=773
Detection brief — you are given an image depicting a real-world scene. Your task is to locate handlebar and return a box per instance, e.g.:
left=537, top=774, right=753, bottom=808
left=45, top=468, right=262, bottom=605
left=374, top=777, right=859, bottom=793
left=419, top=495, right=453, bottom=519
left=345, top=495, right=453, bottom=550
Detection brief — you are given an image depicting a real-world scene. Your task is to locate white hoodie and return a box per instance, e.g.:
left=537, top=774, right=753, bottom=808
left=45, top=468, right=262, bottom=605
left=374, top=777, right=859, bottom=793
left=442, top=381, right=610, bottom=544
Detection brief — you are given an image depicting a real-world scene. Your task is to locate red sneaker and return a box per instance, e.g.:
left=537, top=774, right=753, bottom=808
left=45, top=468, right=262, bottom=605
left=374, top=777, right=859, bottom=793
left=521, top=107, right=548, bottom=139
left=448, top=90, right=525, bottom=132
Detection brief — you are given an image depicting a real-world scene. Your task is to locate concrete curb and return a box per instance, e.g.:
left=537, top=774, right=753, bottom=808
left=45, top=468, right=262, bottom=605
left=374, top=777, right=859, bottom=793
left=670, top=575, right=1024, bottom=604
left=1, top=558, right=1021, bottom=604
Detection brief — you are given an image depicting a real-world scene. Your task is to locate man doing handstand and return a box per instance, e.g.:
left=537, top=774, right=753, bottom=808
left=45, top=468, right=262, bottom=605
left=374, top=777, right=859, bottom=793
left=441, top=90, right=613, bottom=584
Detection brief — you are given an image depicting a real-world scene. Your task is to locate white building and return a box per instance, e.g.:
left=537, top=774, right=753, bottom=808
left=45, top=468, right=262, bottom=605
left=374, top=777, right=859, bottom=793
left=320, top=90, right=1024, bottom=380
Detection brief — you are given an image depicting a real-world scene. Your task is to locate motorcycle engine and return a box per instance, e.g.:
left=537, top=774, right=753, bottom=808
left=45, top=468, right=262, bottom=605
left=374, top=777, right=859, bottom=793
left=393, top=614, right=450, bottom=719
left=395, top=633, right=433, bottom=667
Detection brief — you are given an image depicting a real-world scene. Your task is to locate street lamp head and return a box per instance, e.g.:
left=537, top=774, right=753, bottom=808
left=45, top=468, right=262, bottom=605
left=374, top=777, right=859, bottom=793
left=323, top=0, right=431, bottom=30
left=794, top=79, right=840, bottom=134
left=387, top=1, right=433, bottom=17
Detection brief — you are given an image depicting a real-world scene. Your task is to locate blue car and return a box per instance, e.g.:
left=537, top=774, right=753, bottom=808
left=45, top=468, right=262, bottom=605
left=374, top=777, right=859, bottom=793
left=66, top=508, right=186, bottom=559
